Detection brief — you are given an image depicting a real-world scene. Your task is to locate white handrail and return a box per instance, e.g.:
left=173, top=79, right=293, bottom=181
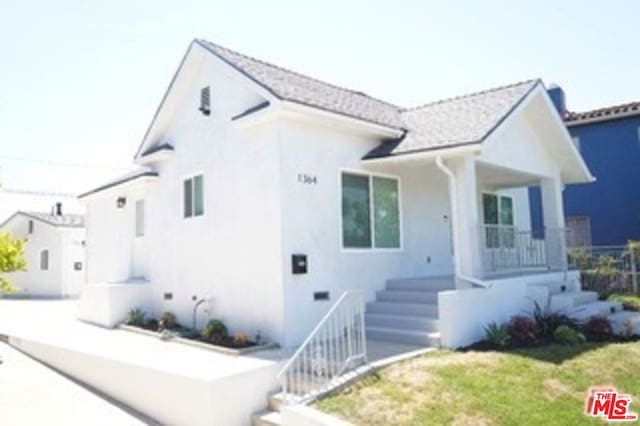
left=277, top=290, right=367, bottom=404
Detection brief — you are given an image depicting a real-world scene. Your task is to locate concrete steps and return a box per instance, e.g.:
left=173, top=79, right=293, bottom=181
left=252, top=410, right=281, bottom=426
left=550, top=291, right=598, bottom=311
left=364, top=276, right=454, bottom=346
left=568, top=301, right=624, bottom=321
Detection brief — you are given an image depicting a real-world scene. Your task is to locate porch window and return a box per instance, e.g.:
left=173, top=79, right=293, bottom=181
left=341, top=172, right=400, bottom=249
left=483, top=193, right=514, bottom=248
left=183, top=174, right=204, bottom=218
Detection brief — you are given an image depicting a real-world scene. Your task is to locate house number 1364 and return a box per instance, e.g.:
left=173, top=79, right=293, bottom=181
left=297, top=174, right=317, bottom=184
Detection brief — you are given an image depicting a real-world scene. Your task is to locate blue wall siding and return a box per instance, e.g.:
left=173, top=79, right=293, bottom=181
left=529, top=115, right=640, bottom=246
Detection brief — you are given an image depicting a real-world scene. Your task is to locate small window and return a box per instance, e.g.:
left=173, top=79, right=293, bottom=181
left=184, top=175, right=204, bottom=218
left=135, top=200, right=145, bottom=237
left=199, top=86, right=211, bottom=116
left=28, top=220, right=34, bottom=234
left=74, top=262, right=83, bottom=271
left=341, top=172, right=401, bottom=249
left=40, top=250, right=49, bottom=271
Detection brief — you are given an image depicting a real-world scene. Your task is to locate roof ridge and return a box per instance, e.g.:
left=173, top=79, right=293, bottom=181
left=196, top=39, right=403, bottom=110
left=401, top=79, right=540, bottom=112
left=567, top=100, right=640, bottom=117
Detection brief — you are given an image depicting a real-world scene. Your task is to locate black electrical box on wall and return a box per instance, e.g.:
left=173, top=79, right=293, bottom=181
left=292, top=254, right=308, bottom=274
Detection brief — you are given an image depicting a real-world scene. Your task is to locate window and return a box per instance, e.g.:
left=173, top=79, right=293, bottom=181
left=483, top=193, right=515, bottom=248
left=199, top=86, right=211, bottom=116
left=74, top=262, right=83, bottom=271
left=40, top=250, right=49, bottom=271
left=341, top=172, right=400, bottom=249
left=28, top=220, right=34, bottom=234
left=184, top=175, right=204, bottom=218
left=135, top=200, right=145, bottom=237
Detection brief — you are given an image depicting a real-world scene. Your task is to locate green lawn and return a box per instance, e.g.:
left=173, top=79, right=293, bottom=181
left=315, top=342, right=640, bottom=425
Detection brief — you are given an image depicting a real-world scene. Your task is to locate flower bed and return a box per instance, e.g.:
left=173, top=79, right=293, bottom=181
left=121, top=308, right=278, bottom=356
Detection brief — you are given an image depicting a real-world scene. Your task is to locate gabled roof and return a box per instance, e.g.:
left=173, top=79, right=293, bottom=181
left=366, top=80, right=540, bottom=159
left=78, top=168, right=158, bottom=199
left=195, top=39, right=404, bottom=130
left=566, top=101, right=640, bottom=126
left=1, top=211, right=85, bottom=229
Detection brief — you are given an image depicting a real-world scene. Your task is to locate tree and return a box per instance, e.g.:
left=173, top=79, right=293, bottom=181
left=0, top=232, right=26, bottom=294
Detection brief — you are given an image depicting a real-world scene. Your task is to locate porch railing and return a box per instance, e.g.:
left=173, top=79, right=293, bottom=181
left=277, top=291, right=367, bottom=404
left=479, top=225, right=569, bottom=275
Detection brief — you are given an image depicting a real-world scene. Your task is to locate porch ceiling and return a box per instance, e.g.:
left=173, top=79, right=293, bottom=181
left=476, top=161, right=541, bottom=189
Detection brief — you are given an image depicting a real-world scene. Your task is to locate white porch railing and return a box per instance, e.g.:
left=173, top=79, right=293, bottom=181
left=479, top=225, right=569, bottom=275
left=277, top=291, right=367, bottom=404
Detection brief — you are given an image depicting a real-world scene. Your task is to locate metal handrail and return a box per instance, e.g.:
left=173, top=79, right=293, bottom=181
left=277, top=290, right=367, bottom=404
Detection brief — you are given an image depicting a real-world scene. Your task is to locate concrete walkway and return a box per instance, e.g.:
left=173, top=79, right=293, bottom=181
left=0, top=341, right=148, bottom=425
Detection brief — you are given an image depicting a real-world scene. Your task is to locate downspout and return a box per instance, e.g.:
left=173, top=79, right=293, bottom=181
left=435, top=156, right=491, bottom=288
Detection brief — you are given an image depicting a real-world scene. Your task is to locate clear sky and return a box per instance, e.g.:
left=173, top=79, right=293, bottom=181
left=1, top=0, right=639, bottom=194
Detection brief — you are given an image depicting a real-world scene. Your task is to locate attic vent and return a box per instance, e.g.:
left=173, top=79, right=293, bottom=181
left=199, top=86, right=211, bottom=116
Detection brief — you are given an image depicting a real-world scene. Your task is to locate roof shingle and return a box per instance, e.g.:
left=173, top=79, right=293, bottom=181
left=565, top=101, right=640, bottom=125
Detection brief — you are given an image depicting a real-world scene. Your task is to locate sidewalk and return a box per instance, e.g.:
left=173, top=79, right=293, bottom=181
left=0, top=341, right=149, bottom=425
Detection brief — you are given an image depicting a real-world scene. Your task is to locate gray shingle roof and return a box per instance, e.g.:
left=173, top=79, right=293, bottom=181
left=196, top=39, right=404, bottom=129
left=196, top=40, right=540, bottom=159
left=565, top=101, right=640, bottom=126
left=10, top=212, right=85, bottom=228
left=365, top=80, right=540, bottom=159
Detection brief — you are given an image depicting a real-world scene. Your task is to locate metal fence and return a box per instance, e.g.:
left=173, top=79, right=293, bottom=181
left=568, top=243, right=640, bottom=296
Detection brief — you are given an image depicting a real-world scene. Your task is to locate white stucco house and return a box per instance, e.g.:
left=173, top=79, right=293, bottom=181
left=1, top=206, right=86, bottom=297
left=77, top=39, right=597, bottom=351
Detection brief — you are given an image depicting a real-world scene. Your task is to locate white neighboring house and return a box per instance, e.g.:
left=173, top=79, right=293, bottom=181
left=1, top=206, right=86, bottom=297
left=77, top=39, right=595, bottom=349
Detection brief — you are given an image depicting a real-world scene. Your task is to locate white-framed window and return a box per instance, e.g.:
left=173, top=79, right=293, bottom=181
left=341, top=171, right=401, bottom=249
left=40, top=249, right=49, bottom=271
left=135, top=200, right=145, bottom=237
left=184, top=174, right=204, bottom=218
left=482, top=193, right=515, bottom=248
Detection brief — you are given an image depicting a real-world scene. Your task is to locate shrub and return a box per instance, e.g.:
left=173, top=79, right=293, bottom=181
left=553, top=325, right=586, bottom=345
left=584, top=316, right=613, bottom=341
left=532, top=301, right=577, bottom=338
left=146, top=318, right=159, bottom=331
left=484, top=322, right=510, bottom=348
left=126, top=307, right=146, bottom=327
left=508, top=315, right=536, bottom=344
left=234, top=332, right=249, bottom=346
left=201, top=319, right=228, bottom=343
left=159, top=311, right=177, bottom=330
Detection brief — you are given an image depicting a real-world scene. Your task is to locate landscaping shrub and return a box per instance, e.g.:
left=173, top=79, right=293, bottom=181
left=159, top=311, right=177, bottom=330
left=146, top=318, right=159, bottom=331
left=126, top=307, right=146, bottom=327
left=234, top=332, right=249, bottom=346
left=483, top=322, right=510, bottom=348
left=553, top=325, right=586, bottom=345
left=508, top=315, right=537, bottom=345
left=584, top=316, right=613, bottom=341
left=532, top=301, right=577, bottom=338
left=201, top=319, right=228, bottom=343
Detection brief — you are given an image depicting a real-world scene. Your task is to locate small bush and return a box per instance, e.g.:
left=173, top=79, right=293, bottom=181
left=126, top=307, right=146, bottom=326
left=508, top=316, right=537, bottom=344
left=159, top=311, right=177, bottom=330
left=146, top=318, right=159, bottom=331
left=553, top=325, right=586, bottom=345
left=483, top=322, right=510, bottom=348
left=584, top=316, right=613, bottom=341
left=532, top=301, right=577, bottom=338
left=201, top=319, right=228, bottom=343
left=234, top=332, right=249, bottom=346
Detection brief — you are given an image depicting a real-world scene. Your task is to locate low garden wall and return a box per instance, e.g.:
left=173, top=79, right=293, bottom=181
left=77, top=280, right=152, bottom=328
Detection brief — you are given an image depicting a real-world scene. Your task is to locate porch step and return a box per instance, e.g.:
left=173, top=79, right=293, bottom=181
left=268, top=393, right=285, bottom=412
left=251, top=410, right=281, bottom=426
left=386, top=276, right=454, bottom=292
left=365, top=313, right=439, bottom=332
left=568, top=301, right=624, bottom=321
left=366, top=327, right=440, bottom=346
left=530, top=280, right=580, bottom=295
left=366, top=301, right=438, bottom=317
left=608, top=311, right=640, bottom=336
left=550, top=291, right=599, bottom=311
left=376, top=290, right=439, bottom=304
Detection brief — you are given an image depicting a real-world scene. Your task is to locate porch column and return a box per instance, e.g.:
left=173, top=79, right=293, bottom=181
left=449, top=157, right=483, bottom=284
left=540, top=175, right=567, bottom=270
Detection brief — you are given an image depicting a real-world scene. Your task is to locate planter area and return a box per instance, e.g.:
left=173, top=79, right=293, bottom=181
left=121, top=308, right=278, bottom=356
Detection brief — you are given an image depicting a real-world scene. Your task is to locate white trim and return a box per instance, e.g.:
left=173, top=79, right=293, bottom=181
left=361, top=144, right=481, bottom=165
left=339, top=168, right=404, bottom=252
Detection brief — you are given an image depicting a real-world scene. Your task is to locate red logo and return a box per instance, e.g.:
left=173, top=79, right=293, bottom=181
left=585, top=387, right=638, bottom=422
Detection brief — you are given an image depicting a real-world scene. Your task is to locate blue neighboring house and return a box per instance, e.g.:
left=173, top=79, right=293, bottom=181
left=529, top=86, right=640, bottom=246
